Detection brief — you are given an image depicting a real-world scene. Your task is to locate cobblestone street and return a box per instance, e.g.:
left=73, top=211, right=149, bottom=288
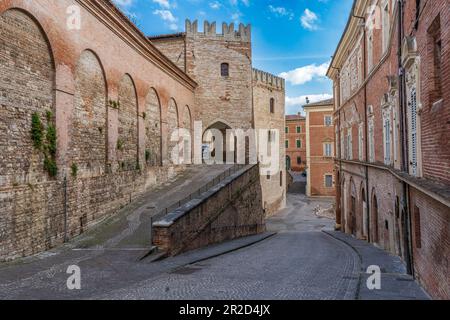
left=0, top=172, right=429, bottom=300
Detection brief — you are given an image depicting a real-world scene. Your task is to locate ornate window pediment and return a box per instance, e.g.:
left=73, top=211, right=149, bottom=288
left=402, top=36, right=418, bottom=68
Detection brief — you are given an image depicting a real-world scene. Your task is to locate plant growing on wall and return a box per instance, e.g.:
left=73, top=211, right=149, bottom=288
left=71, top=163, right=78, bottom=178
left=31, top=111, right=58, bottom=177
left=145, top=150, right=151, bottom=163
left=31, top=113, right=43, bottom=149
left=117, top=139, right=124, bottom=151
left=109, top=99, right=121, bottom=110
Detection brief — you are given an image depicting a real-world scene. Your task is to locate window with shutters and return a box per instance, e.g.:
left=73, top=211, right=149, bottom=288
left=382, top=0, right=390, bottom=53
left=285, top=140, right=289, bottom=149
left=297, top=139, right=301, bottom=149
left=410, top=87, right=418, bottom=176
left=341, top=131, right=345, bottom=159
left=383, top=115, right=392, bottom=165
left=296, top=126, right=301, bottom=133
left=285, top=126, right=289, bottom=134
left=347, top=128, right=353, bottom=160
left=428, top=16, right=442, bottom=104
left=358, top=123, right=364, bottom=161
left=324, top=143, right=333, bottom=157
left=393, top=108, right=398, bottom=164
left=324, top=116, right=332, bottom=127
left=368, top=118, right=375, bottom=162
left=367, top=30, right=374, bottom=72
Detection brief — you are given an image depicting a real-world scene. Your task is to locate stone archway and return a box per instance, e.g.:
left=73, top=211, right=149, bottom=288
left=371, top=191, right=380, bottom=244
left=203, top=121, right=233, bottom=164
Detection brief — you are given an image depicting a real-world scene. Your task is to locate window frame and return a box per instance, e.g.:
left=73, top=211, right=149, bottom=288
left=221, top=63, right=229, bottom=77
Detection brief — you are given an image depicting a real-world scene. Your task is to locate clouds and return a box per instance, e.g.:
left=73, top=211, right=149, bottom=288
left=152, top=0, right=171, bottom=9
left=152, top=0, right=178, bottom=31
left=285, top=94, right=333, bottom=115
left=268, top=5, right=294, bottom=20
left=300, top=9, right=319, bottom=31
left=279, top=61, right=330, bottom=86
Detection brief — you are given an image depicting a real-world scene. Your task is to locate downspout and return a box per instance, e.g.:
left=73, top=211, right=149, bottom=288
left=397, top=0, right=413, bottom=275
left=330, top=66, right=341, bottom=230
left=352, top=9, right=370, bottom=242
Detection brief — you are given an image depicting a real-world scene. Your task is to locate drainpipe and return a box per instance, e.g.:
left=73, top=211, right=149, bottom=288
left=352, top=9, right=370, bottom=242
left=397, top=0, right=414, bottom=275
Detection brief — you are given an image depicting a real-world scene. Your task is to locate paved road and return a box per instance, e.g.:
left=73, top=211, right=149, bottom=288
left=0, top=171, right=428, bottom=300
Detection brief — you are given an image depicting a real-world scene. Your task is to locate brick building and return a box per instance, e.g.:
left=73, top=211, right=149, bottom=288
left=327, top=0, right=449, bottom=299
left=285, top=114, right=306, bottom=172
left=304, top=99, right=336, bottom=197
left=0, top=1, right=285, bottom=261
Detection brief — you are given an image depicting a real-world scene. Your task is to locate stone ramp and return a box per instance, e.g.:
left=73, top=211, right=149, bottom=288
left=68, top=165, right=235, bottom=253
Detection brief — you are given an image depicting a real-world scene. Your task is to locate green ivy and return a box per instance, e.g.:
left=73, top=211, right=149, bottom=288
left=31, top=113, right=43, bottom=149
left=44, top=156, right=57, bottom=177
left=71, top=163, right=78, bottom=178
left=117, top=139, right=124, bottom=151
left=31, top=111, right=58, bottom=177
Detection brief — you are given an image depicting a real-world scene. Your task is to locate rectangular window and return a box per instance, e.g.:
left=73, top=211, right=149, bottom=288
left=347, top=128, right=353, bottom=160
left=285, top=127, right=289, bottom=134
left=285, top=140, right=289, bottom=149
left=296, top=126, right=301, bottom=133
left=369, top=118, right=375, bottom=162
left=324, top=116, right=332, bottom=127
left=428, top=16, right=442, bottom=104
left=382, top=1, right=390, bottom=53
left=297, top=140, right=301, bottom=149
left=358, top=123, right=364, bottom=161
left=384, top=116, right=391, bottom=165
left=324, top=143, right=332, bottom=157
left=341, top=131, right=345, bottom=159
left=297, top=157, right=302, bottom=164
left=325, top=175, right=333, bottom=188
left=280, top=171, right=283, bottom=187
left=367, top=31, right=374, bottom=72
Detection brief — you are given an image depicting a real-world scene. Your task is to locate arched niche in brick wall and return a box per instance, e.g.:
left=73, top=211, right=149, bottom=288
left=117, top=74, right=138, bottom=171
left=0, top=9, right=55, bottom=186
left=166, top=98, right=179, bottom=164
left=144, top=88, right=162, bottom=167
left=72, top=50, right=107, bottom=177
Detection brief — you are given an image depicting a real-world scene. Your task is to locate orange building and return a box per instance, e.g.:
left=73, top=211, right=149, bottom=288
left=285, top=114, right=306, bottom=172
left=304, top=99, right=335, bottom=197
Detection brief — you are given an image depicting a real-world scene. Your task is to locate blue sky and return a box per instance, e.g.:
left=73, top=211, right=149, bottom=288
left=113, top=0, right=353, bottom=115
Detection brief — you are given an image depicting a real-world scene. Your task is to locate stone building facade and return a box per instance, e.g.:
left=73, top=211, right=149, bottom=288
left=151, top=21, right=286, bottom=217
left=285, top=115, right=306, bottom=172
left=304, top=99, right=336, bottom=197
left=327, top=0, right=449, bottom=299
left=0, top=1, right=285, bottom=261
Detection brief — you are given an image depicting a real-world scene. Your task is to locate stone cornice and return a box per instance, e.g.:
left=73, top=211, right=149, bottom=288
left=76, top=0, right=197, bottom=91
left=327, top=0, right=369, bottom=79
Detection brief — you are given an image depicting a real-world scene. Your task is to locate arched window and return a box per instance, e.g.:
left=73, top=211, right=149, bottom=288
left=270, top=98, right=275, bottom=113
left=221, top=63, right=229, bottom=77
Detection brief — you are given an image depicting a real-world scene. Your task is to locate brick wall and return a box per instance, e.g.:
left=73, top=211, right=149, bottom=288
left=253, top=69, right=286, bottom=216
left=285, top=117, right=306, bottom=172
left=329, top=0, right=450, bottom=299
left=0, top=1, right=196, bottom=261
left=152, top=165, right=265, bottom=256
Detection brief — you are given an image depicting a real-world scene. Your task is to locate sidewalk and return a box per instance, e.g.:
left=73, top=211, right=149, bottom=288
left=324, top=230, right=431, bottom=300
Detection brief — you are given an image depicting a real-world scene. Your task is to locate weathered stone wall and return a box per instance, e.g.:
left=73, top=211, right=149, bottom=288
left=117, top=74, right=138, bottom=170
left=0, top=0, right=196, bottom=261
left=0, top=9, right=55, bottom=187
left=72, top=50, right=107, bottom=177
left=252, top=69, right=286, bottom=216
left=185, top=20, right=253, bottom=131
left=152, top=165, right=265, bottom=256
left=150, top=35, right=186, bottom=72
